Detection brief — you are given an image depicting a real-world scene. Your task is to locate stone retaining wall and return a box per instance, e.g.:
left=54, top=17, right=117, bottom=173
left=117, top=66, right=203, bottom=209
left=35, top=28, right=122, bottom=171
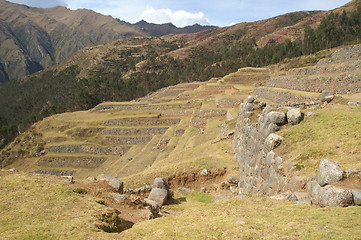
left=102, top=127, right=168, bottom=136
left=47, top=145, right=130, bottom=155
left=199, top=109, right=228, bottom=118
left=254, top=88, right=319, bottom=105
left=266, top=74, right=361, bottom=94
left=103, top=118, right=181, bottom=126
left=216, top=99, right=243, bottom=108
left=266, top=45, right=361, bottom=94
left=103, top=136, right=152, bottom=145
left=160, top=110, right=193, bottom=116
left=32, top=169, right=76, bottom=176
left=190, top=119, right=207, bottom=127
left=38, top=157, right=105, bottom=168
left=93, top=103, right=199, bottom=111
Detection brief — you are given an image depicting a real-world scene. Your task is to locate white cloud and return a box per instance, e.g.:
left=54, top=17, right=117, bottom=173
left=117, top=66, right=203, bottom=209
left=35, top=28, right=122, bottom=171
left=139, top=7, right=210, bottom=27
left=9, top=0, right=67, bottom=8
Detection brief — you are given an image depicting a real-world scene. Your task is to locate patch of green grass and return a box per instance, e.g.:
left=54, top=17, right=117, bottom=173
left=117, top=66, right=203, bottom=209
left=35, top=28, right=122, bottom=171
left=187, top=192, right=214, bottom=203
left=278, top=105, right=361, bottom=175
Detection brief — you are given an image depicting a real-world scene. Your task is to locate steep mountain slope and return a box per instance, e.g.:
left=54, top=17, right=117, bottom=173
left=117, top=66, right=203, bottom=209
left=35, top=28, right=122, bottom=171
left=0, top=0, right=214, bottom=82
left=134, top=20, right=215, bottom=37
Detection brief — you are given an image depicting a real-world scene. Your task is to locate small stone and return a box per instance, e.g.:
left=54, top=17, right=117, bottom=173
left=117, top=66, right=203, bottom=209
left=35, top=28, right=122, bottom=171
left=86, top=177, right=96, bottom=181
left=348, top=101, right=360, bottom=107
left=306, top=112, right=316, bottom=118
left=247, top=96, right=255, bottom=103
left=177, top=187, right=191, bottom=194
left=264, top=133, right=284, bottom=150
left=200, top=169, right=210, bottom=176
left=289, top=192, right=311, bottom=204
left=230, top=186, right=239, bottom=195
left=200, top=187, right=207, bottom=192
left=270, top=191, right=292, bottom=201
left=227, top=176, right=239, bottom=185
left=236, top=220, right=246, bottom=225
left=112, top=194, right=130, bottom=203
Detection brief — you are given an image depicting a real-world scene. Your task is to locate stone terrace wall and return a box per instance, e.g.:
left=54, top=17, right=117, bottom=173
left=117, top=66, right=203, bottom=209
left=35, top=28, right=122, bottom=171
left=32, top=169, right=76, bottom=176
left=254, top=88, right=320, bottom=106
left=47, top=145, right=130, bottom=155
left=216, top=99, right=243, bottom=108
left=199, top=109, right=228, bottom=118
left=266, top=74, right=360, bottom=94
left=38, top=156, right=105, bottom=168
left=103, top=118, right=181, bottom=126
left=103, top=136, right=152, bottom=145
left=266, top=45, right=361, bottom=94
left=93, top=103, right=199, bottom=111
left=102, top=127, right=168, bottom=136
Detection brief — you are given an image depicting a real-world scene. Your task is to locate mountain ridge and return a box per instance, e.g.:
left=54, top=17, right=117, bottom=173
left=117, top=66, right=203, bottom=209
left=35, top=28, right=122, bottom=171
left=0, top=0, right=215, bottom=82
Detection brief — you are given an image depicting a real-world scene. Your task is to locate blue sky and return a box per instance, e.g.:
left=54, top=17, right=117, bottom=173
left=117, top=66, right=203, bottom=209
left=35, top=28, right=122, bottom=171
left=8, top=0, right=351, bottom=27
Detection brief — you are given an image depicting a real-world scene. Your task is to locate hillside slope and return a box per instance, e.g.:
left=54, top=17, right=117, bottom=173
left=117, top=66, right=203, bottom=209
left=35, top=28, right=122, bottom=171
left=0, top=0, right=360, bottom=148
left=0, top=43, right=360, bottom=239
left=0, top=0, right=214, bottom=83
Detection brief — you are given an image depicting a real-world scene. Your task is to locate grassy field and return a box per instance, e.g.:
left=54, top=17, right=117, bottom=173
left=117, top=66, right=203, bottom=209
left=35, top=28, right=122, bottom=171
left=2, top=172, right=360, bottom=240
left=117, top=193, right=361, bottom=240
left=0, top=172, right=112, bottom=240
left=277, top=105, right=361, bottom=175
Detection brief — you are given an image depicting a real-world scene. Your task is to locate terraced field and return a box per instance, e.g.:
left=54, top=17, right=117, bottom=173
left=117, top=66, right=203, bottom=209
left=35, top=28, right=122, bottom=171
left=1, top=44, right=360, bottom=188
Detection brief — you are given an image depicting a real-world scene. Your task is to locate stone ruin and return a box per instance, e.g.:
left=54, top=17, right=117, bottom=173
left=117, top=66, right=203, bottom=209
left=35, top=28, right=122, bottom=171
left=232, top=96, right=361, bottom=207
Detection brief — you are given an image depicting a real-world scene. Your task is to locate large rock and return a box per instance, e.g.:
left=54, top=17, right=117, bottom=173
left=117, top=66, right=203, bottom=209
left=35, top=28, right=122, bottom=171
left=264, top=133, right=284, bottom=150
left=316, top=159, right=343, bottom=187
left=286, top=108, right=303, bottom=125
left=97, top=174, right=124, bottom=193
left=147, top=178, right=171, bottom=206
left=310, top=181, right=353, bottom=207
left=267, top=111, right=287, bottom=126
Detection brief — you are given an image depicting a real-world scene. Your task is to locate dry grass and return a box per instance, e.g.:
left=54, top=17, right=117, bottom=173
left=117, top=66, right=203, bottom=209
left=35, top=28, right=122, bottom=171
left=119, top=194, right=361, bottom=240
left=0, top=172, right=115, bottom=240
left=277, top=105, right=361, bottom=175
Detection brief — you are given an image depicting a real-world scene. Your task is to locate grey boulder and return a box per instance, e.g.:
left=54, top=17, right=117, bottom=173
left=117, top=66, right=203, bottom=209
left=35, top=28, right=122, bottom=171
left=287, top=108, right=303, bottom=125
left=310, top=181, right=353, bottom=207
left=97, top=174, right=124, bottom=193
left=267, top=111, right=287, bottom=126
left=320, top=90, right=334, bottom=103
left=148, top=178, right=171, bottom=206
left=316, top=159, right=343, bottom=187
